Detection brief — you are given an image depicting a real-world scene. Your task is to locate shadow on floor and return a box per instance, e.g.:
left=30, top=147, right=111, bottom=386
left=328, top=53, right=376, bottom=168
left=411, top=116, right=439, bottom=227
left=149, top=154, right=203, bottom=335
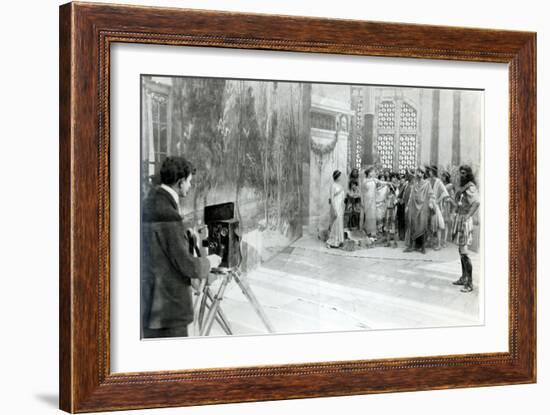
left=35, top=393, right=58, bottom=408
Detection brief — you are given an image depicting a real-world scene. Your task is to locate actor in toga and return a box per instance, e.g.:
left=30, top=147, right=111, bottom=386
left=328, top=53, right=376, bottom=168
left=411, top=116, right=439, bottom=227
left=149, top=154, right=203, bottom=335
left=404, top=166, right=434, bottom=254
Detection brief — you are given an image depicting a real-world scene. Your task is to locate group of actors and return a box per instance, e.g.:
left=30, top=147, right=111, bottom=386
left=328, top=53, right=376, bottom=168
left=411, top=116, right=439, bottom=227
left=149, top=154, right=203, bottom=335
left=326, top=164, right=480, bottom=293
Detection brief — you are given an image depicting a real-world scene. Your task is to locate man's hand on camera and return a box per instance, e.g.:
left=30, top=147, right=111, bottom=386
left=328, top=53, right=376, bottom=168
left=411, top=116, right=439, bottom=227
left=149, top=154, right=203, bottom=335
left=187, top=228, right=200, bottom=243
left=207, top=254, right=222, bottom=269
left=197, top=225, right=208, bottom=240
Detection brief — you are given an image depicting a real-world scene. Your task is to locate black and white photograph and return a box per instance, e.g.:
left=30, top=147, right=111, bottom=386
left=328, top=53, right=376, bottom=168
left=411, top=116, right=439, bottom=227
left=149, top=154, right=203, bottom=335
left=140, top=75, right=483, bottom=338
left=3, top=0, right=545, bottom=414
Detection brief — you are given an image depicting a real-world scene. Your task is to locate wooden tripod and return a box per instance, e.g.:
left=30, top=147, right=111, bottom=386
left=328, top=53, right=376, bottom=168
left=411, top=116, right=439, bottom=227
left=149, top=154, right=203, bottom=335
left=192, top=267, right=274, bottom=336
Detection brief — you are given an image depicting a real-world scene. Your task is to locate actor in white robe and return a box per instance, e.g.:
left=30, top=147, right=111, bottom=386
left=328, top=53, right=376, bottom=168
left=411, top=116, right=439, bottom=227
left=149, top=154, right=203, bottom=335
left=327, top=170, right=346, bottom=248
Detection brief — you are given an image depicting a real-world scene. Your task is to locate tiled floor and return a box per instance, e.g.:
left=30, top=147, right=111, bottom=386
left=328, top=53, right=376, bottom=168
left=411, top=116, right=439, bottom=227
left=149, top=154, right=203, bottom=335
left=198, top=234, right=482, bottom=337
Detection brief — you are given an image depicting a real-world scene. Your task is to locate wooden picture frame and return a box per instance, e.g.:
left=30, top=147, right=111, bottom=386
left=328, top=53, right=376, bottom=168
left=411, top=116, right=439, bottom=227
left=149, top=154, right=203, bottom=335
left=59, top=2, right=536, bottom=412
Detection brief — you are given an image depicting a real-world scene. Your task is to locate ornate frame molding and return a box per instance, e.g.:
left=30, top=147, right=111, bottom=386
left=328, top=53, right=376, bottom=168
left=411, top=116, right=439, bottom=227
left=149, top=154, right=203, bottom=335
left=60, top=2, right=536, bottom=412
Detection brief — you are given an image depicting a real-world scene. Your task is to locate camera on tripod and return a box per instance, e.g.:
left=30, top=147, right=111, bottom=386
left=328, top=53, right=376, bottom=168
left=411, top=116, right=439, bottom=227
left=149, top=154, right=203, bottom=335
left=201, top=202, right=241, bottom=268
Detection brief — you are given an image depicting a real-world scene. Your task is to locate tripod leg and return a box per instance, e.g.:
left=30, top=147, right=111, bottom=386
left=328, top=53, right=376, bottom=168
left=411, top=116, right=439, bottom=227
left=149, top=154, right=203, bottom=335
left=205, top=290, right=233, bottom=335
left=197, top=282, right=209, bottom=333
left=214, top=315, right=232, bottom=335
left=194, top=288, right=232, bottom=336
left=192, top=279, right=206, bottom=336
left=232, top=271, right=274, bottom=333
left=201, top=274, right=231, bottom=336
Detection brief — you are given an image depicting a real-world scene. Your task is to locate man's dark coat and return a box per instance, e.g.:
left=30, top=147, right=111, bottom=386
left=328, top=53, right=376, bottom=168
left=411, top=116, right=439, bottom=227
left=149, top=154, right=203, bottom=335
left=141, top=187, right=209, bottom=332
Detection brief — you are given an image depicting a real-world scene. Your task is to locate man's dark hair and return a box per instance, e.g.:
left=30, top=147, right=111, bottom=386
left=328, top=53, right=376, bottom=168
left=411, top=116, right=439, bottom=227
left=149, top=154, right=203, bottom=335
left=159, top=156, right=196, bottom=185
left=441, top=171, right=451, bottom=185
left=459, top=164, right=476, bottom=186
left=418, top=166, right=428, bottom=179
left=427, top=165, right=438, bottom=177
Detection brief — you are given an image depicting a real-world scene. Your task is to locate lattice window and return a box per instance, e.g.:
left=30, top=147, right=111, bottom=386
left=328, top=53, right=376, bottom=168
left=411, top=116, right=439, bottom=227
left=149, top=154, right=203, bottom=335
left=398, top=134, right=417, bottom=173
left=400, top=101, right=417, bottom=130
left=378, top=101, right=395, bottom=129
left=355, top=98, right=364, bottom=169
left=377, top=134, right=394, bottom=169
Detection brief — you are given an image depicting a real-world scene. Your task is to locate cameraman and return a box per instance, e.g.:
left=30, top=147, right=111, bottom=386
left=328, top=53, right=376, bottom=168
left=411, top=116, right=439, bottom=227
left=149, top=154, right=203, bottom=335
left=141, top=156, right=221, bottom=338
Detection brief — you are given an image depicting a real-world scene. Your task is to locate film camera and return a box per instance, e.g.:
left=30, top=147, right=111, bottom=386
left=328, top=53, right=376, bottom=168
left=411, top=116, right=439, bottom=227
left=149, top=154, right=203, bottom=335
left=192, top=202, right=273, bottom=337
left=201, top=202, right=241, bottom=268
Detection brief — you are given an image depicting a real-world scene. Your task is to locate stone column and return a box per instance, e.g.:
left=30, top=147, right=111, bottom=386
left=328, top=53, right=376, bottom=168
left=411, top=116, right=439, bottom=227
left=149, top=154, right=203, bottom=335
left=337, top=114, right=349, bottom=174
left=452, top=90, right=462, bottom=166
left=362, top=86, right=375, bottom=166
left=438, top=90, right=454, bottom=167
left=430, top=89, right=440, bottom=166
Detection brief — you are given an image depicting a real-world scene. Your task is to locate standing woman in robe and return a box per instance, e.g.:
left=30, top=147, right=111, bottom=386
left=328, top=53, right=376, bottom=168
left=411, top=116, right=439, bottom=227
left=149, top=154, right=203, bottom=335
left=360, top=167, right=379, bottom=237
left=326, top=170, right=346, bottom=248
left=427, top=165, right=450, bottom=250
